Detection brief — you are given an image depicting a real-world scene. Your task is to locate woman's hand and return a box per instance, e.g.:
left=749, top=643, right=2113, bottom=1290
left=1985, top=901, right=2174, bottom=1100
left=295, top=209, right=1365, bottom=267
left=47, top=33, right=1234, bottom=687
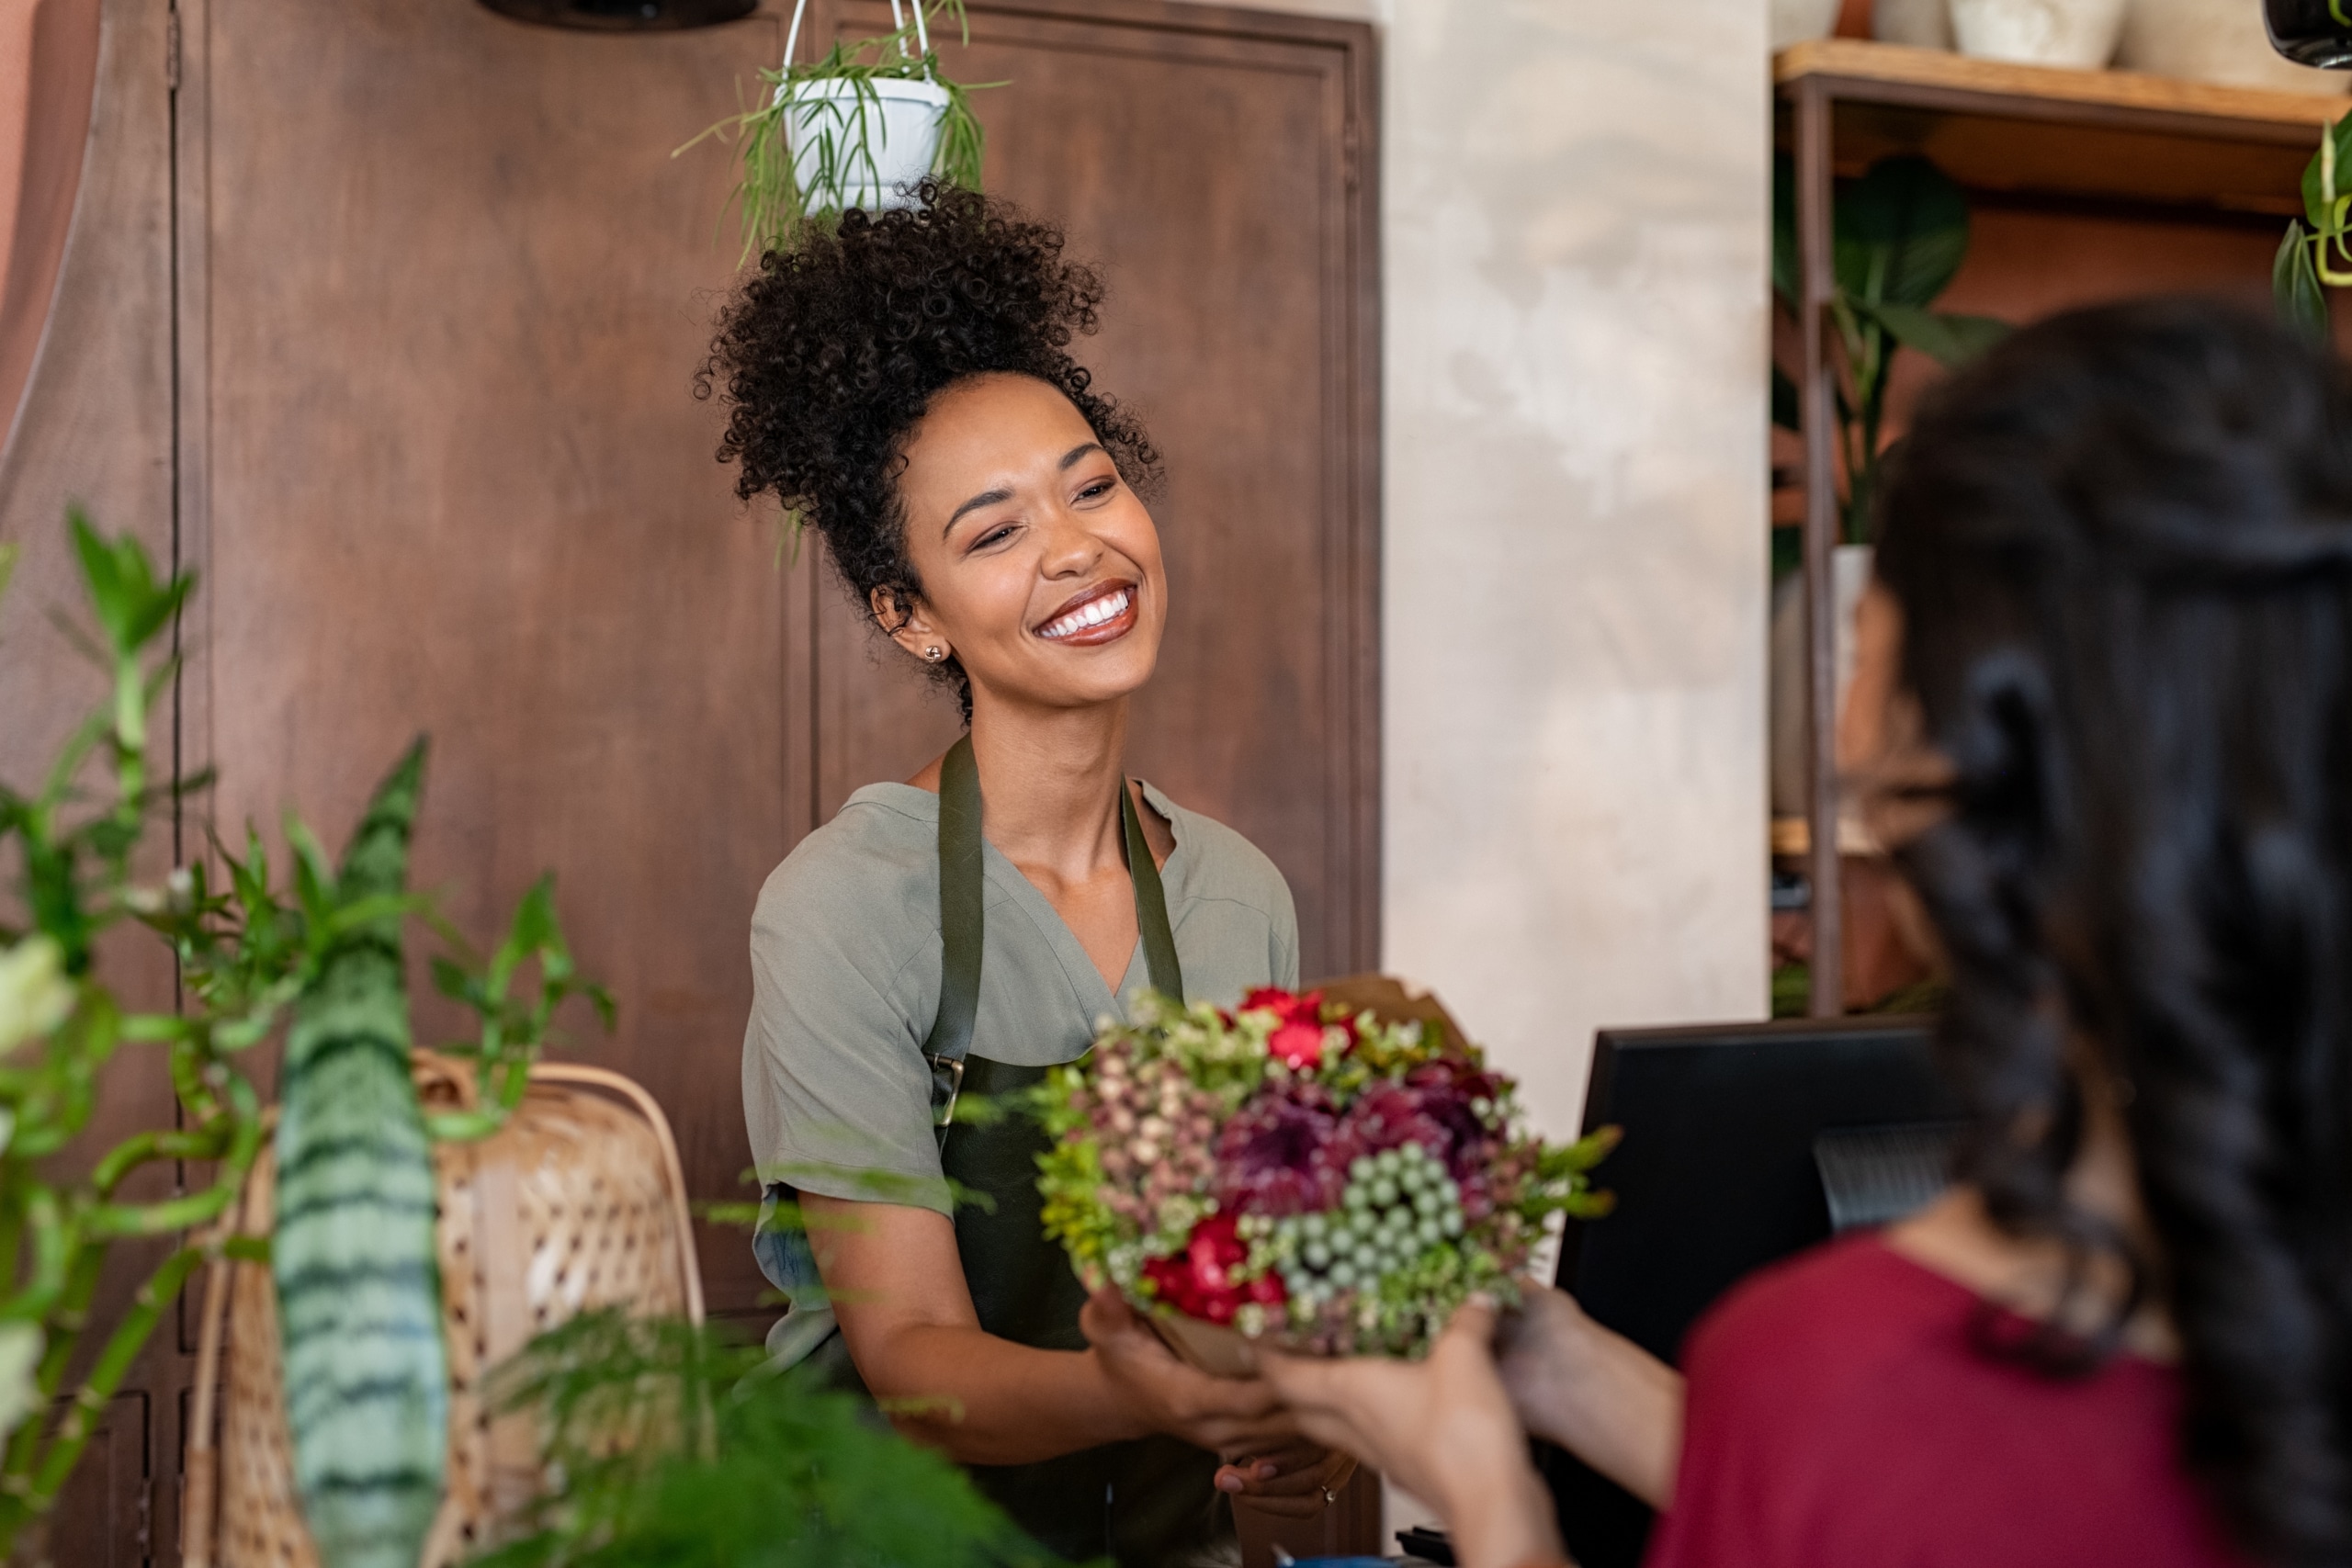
left=1213, top=1439, right=1359, bottom=1519
left=1080, top=1286, right=1301, bottom=1457
left=1261, top=1298, right=1565, bottom=1568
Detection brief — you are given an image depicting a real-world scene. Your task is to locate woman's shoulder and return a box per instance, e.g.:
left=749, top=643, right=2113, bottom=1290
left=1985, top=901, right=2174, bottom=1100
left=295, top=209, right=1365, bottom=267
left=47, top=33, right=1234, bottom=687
left=1143, top=784, right=1294, bottom=917
left=1683, top=1234, right=1970, bottom=1393
left=752, top=785, right=938, bottom=951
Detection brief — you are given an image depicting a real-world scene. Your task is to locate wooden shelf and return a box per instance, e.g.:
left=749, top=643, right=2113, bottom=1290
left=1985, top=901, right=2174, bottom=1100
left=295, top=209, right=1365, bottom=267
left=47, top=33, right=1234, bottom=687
left=1776, top=39, right=2348, bottom=218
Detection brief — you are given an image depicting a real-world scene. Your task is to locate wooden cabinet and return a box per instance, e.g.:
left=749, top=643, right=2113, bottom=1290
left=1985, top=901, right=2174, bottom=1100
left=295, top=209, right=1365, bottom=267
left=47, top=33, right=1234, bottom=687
left=2, top=4, right=1376, bottom=1530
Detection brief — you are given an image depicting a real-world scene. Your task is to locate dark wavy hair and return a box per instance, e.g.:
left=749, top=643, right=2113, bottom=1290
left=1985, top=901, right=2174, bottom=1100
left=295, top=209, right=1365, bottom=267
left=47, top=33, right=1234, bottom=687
left=696, top=181, right=1159, bottom=718
left=1876, top=298, right=2352, bottom=1565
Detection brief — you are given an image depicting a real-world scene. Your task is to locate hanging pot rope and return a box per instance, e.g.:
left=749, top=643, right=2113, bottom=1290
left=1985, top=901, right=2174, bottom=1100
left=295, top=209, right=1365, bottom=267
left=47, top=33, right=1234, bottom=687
left=782, top=0, right=935, bottom=82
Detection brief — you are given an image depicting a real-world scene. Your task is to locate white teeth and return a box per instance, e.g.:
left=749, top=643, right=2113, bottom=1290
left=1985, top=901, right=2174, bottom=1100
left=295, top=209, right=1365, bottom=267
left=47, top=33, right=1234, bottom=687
left=1041, top=588, right=1131, bottom=640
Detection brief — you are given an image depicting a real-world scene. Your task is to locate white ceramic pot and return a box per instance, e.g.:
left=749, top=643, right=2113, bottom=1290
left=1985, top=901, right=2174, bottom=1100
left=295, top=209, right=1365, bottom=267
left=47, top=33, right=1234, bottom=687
left=1951, top=0, right=2128, bottom=64
left=1769, top=544, right=1878, bottom=818
left=1772, top=0, right=1844, bottom=50
left=779, top=76, right=950, bottom=215
left=2117, top=0, right=2351, bottom=92
left=1873, top=0, right=1955, bottom=48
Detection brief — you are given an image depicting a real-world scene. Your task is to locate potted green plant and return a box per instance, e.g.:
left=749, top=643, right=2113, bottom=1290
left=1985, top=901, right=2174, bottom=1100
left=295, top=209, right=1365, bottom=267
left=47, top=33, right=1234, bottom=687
left=1768, top=155, right=2008, bottom=1003
left=2273, top=111, right=2352, bottom=339
left=0, top=516, right=606, bottom=1567
left=680, top=0, right=992, bottom=264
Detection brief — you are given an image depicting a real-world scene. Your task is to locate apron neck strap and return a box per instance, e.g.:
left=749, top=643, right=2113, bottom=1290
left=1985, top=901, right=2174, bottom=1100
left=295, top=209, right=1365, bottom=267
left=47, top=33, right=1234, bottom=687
left=1120, top=776, right=1185, bottom=1000
left=924, top=734, right=1185, bottom=1132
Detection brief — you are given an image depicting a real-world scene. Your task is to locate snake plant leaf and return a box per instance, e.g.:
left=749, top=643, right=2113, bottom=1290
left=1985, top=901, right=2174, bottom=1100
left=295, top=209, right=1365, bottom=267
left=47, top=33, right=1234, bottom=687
left=2277, top=220, right=2331, bottom=344
left=1835, top=155, right=1971, bottom=310
left=272, top=737, right=447, bottom=1568
left=1854, top=301, right=2010, bottom=368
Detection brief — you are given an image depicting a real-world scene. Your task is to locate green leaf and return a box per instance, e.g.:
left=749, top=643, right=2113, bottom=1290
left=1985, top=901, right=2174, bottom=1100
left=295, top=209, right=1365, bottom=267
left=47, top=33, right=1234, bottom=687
left=0, top=541, right=17, bottom=606
left=2302, top=115, right=2352, bottom=228
left=273, top=739, right=446, bottom=1568
left=429, top=954, right=480, bottom=1009
left=2278, top=220, right=2331, bottom=344
left=1859, top=301, right=2010, bottom=367
left=64, top=511, right=187, bottom=660
left=1836, top=155, right=1970, bottom=309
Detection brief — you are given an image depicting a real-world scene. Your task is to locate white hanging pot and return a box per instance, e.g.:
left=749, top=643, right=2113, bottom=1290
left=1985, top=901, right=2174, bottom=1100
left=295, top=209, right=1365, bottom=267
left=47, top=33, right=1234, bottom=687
left=2117, top=0, right=2351, bottom=93
left=1951, top=0, right=2129, bottom=65
left=775, top=0, right=950, bottom=215
left=1771, top=0, right=1842, bottom=51
left=778, top=76, right=951, bottom=213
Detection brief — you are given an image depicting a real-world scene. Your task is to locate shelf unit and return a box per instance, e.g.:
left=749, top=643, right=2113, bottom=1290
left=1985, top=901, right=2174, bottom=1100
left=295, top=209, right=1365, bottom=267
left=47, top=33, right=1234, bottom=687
left=1776, top=39, right=2346, bottom=1016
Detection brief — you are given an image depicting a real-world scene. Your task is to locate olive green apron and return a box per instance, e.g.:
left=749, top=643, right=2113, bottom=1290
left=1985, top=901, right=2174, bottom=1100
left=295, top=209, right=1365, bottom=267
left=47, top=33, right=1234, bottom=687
left=923, top=736, right=1222, bottom=1568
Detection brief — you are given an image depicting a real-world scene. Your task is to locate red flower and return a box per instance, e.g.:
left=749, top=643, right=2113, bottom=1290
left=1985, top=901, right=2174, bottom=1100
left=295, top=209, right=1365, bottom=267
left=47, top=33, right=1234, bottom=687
left=1240, top=987, right=1351, bottom=1070
left=1141, top=1213, right=1288, bottom=1325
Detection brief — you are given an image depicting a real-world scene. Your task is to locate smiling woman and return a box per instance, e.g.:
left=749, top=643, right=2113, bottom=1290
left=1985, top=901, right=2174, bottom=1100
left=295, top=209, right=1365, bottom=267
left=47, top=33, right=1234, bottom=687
left=699, top=185, right=1351, bottom=1568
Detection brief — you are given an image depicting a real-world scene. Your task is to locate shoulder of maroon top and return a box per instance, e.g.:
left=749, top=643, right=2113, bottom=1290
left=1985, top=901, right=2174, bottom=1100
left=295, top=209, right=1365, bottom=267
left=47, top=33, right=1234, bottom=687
left=1683, top=1233, right=1957, bottom=1382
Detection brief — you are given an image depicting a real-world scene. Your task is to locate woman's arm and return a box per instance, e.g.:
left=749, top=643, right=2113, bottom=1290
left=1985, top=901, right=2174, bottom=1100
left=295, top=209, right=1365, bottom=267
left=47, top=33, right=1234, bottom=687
left=804, top=1193, right=1303, bottom=1465
left=1496, top=1286, right=1684, bottom=1507
left=1260, top=1292, right=1688, bottom=1568
left=1262, top=1299, right=1566, bottom=1568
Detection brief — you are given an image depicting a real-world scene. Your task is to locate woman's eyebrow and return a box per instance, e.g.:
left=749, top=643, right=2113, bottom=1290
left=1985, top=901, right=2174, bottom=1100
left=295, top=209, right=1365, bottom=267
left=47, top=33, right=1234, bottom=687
left=945, top=487, right=1014, bottom=535
left=946, top=445, right=1106, bottom=534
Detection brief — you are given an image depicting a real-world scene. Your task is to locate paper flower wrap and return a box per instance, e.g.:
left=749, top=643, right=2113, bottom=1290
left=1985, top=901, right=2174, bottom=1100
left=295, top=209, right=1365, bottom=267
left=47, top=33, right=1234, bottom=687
left=1035, top=977, right=1617, bottom=1359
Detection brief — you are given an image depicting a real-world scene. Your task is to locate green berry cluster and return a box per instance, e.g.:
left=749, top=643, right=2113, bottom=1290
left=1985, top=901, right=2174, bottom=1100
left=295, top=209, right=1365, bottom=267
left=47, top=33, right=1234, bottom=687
left=1238, top=1144, right=1464, bottom=1311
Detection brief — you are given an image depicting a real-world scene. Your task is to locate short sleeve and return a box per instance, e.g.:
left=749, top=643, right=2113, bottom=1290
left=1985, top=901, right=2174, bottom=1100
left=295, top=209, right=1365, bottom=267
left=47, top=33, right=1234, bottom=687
left=1272, top=885, right=1300, bottom=988
left=740, top=823, right=952, bottom=1218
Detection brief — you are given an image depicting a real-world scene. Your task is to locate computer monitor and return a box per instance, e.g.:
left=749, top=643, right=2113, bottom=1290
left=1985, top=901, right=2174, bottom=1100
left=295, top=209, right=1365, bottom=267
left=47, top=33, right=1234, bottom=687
left=1541, top=1015, right=1962, bottom=1568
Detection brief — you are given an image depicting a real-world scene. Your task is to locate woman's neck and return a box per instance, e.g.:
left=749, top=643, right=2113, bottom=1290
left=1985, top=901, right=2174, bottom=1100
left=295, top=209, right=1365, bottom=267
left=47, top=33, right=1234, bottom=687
left=1887, top=1060, right=2180, bottom=1361
left=924, top=692, right=1133, bottom=885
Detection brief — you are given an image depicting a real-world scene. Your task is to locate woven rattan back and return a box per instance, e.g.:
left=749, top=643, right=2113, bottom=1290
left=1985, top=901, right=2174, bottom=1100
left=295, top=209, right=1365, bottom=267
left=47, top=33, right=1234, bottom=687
left=183, top=1057, right=703, bottom=1568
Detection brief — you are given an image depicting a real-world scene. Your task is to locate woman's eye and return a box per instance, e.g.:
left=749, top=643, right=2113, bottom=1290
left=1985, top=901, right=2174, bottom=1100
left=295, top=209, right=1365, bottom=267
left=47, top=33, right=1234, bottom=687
left=1077, top=479, right=1116, bottom=502
left=973, top=525, right=1016, bottom=550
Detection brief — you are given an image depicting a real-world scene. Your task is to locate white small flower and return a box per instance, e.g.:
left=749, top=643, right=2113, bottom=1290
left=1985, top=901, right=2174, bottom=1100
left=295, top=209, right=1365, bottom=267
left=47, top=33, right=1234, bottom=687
left=0, top=937, right=74, bottom=1055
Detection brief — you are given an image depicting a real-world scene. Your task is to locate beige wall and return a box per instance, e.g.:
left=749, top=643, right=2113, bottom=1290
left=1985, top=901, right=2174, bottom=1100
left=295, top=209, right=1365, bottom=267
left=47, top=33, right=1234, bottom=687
left=1180, top=0, right=1774, bottom=1134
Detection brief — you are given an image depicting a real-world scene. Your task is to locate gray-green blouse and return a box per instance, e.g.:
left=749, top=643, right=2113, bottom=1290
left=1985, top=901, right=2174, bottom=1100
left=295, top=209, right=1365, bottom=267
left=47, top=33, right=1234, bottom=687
left=742, top=780, right=1298, bottom=1359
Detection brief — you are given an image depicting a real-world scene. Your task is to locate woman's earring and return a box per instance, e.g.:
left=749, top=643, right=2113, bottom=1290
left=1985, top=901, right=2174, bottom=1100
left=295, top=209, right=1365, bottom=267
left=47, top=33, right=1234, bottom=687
left=923, top=646, right=946, bottom=663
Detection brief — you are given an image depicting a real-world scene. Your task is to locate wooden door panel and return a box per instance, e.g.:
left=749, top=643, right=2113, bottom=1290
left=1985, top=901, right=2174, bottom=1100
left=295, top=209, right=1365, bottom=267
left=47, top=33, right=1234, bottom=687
left=48, top=1392, right=149, bottom=1568
left=189, top=0, right=797, bottom=1312
left=817, top=0, right=1379, bottom=982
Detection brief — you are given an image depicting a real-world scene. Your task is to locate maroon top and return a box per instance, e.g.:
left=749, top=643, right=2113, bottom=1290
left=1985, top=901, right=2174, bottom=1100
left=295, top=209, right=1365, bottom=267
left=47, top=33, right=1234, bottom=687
left=1642, top=1235, right=2247, bottom=1568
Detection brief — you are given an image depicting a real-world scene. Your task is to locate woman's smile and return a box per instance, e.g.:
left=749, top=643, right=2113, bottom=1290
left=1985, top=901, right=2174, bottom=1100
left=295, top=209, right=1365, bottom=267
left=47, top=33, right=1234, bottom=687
left=1034, top=581, right=1139, bottom=646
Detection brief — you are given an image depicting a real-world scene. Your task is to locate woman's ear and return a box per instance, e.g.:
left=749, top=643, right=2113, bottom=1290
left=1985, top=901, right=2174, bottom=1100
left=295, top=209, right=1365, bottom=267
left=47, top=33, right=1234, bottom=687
left=873, top=587, right=951, bottom=667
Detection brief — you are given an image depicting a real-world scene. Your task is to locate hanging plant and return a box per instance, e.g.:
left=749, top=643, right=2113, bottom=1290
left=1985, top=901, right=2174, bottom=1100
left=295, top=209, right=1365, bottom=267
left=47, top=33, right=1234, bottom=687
left=677, top=0, right=996, bottom=265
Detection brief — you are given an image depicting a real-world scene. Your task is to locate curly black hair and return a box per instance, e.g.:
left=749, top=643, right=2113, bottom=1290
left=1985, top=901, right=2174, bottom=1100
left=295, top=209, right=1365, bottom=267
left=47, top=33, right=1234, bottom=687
left=1877, top=299, right=2352, bottom=1565
left=698, top=181, right=1159, bottom=718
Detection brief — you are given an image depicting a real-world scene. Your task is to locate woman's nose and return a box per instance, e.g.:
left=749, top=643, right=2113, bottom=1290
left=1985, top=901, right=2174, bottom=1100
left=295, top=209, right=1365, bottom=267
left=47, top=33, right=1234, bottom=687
left=1036, top=507, right=1103, bottom=577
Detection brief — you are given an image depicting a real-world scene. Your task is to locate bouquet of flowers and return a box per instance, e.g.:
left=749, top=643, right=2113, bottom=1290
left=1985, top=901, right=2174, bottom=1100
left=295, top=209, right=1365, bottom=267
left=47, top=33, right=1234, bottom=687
left=1035, top=978, right=1616, bottom=1361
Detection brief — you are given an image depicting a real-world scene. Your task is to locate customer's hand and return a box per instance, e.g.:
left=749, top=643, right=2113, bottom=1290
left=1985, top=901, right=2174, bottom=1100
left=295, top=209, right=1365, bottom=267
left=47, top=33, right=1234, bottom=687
left=1080, top=1286, right=1299, bottom=1456
left=1213, top=1438, right=1359, bottom=1519
left=1261, top=1297, right=1565, bottom=1568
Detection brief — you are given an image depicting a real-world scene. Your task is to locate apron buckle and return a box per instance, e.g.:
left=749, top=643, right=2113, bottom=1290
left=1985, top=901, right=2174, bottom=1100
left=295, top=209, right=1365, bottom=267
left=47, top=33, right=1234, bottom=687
left=930, top=1055, right=966, bottom=1127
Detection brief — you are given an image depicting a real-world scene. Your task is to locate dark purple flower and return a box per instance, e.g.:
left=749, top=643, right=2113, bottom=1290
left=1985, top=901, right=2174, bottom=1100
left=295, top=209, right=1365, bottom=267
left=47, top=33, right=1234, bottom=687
left=1214, top=1081, right=1346, bottom=1215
